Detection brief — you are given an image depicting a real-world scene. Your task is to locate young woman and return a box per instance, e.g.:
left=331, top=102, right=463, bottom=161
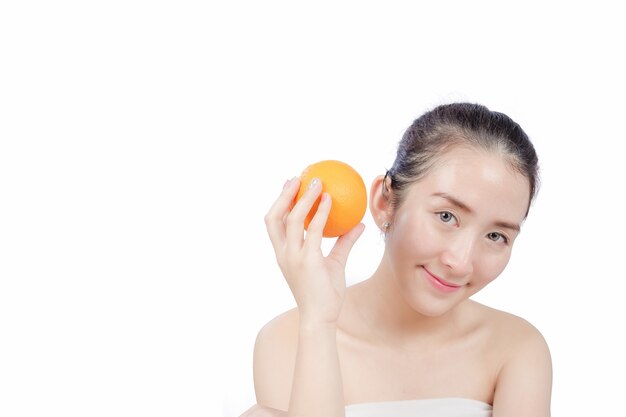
left=241, top=103, right=552, bottom=417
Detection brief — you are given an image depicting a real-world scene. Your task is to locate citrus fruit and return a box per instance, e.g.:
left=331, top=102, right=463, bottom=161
left=295, top=160, right=367, bottom=237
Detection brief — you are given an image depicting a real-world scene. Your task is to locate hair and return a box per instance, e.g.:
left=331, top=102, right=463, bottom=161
left=384, top=102, right=540, bottom=218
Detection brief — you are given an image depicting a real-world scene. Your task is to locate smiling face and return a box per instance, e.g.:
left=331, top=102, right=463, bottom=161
left=379, top=146, right=531, bottom=317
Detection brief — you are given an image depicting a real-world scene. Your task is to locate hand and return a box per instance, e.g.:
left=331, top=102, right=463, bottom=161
left=264, top=177, right=365, bottom=325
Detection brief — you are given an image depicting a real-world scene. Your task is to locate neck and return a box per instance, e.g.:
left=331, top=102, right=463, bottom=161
left=345, top=260, right=465, bottom=348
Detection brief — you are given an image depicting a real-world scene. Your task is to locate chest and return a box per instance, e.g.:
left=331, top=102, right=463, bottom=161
left=337, top=332, right=499, bottom=405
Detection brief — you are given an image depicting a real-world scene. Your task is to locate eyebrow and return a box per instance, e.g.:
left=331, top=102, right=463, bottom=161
left=432, top=192, right=521, bottom=232
left=432, top=192, right=473, bottom=213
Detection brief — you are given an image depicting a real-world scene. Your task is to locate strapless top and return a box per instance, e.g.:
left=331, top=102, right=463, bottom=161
left=345, top=397, right=492, bottom=417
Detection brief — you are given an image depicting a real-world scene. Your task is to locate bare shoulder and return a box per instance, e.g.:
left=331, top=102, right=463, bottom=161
left=472, top=302, right=553, bottom=415
left=252, top=308, right=300, bottom=410
left=255, top=307, right=300, bottom=348
left=474, top=302, right=551, bottom=357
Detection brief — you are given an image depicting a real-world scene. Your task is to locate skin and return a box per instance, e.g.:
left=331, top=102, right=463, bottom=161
left=242, top=146, right=552, bottom=417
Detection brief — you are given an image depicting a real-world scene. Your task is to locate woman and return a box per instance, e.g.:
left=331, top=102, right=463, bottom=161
left=242, top=103, right=552, bottom=417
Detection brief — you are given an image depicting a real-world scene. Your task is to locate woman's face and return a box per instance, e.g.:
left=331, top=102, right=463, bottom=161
left=385, top=146, right=531, bottom=317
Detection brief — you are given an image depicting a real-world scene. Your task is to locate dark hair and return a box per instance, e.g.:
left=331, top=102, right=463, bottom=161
left=385, top=102, right=539, bottom=217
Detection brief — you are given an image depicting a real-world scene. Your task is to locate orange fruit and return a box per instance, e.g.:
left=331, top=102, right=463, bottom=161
left=295, top=160, right=367, bottom=237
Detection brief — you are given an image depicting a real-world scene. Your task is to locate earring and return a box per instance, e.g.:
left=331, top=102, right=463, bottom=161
left=382, top=221, right=390, bottom=231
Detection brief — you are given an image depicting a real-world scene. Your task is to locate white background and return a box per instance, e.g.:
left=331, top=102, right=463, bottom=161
left=1, top=1, right=624, bottom=416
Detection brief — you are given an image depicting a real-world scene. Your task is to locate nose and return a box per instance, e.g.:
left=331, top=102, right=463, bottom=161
left=440, top=234, right=475, bottom=277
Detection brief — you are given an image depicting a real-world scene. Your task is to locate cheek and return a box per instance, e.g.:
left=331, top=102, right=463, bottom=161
left=472, top=251, right=512, bottom=286
left=389, top=214, right=440, bottom=262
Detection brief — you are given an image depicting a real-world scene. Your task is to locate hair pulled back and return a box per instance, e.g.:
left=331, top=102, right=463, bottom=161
left=385, top=102, right=539, bottom=217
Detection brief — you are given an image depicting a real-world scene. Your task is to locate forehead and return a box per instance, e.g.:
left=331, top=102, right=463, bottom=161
left=407, top=146, right=530, bottom=221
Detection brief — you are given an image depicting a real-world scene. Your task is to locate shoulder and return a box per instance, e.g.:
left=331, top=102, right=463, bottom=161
left=470, top=301, right=550, bottom=351
left=255, top=307, right=300, bottom=350
left=467, top=301, right=552, bottom=379
left=491, top=306, right=550, bottom=363
left=252, top=308, right=300, bottom=410
left=472, top=302, right=552, bottom=415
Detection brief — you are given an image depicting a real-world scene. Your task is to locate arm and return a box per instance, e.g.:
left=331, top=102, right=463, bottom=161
left=288, top=321, right=345, bottom=417
left=260, top=177, right=364, bottom=417
left=239, top=404, right=287, bottom=417
left=252, top=311, right=348, bottom=417
left=492, top=325, right=553, bottom=417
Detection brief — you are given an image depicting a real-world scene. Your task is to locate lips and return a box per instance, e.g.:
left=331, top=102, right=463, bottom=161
left=422, top=267, right=463, bottom=293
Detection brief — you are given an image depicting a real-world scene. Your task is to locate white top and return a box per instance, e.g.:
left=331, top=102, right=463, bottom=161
left=345, top=397, right=492, bottom=417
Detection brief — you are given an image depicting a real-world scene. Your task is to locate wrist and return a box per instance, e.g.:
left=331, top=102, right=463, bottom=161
left=298, top=317, right=338, bottom=336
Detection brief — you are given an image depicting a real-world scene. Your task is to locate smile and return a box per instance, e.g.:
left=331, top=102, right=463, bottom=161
left=422, top=267, right=463, bottom=293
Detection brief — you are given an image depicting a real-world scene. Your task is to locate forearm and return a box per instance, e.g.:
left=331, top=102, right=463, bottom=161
left=288, top=321, right=344, bottom=417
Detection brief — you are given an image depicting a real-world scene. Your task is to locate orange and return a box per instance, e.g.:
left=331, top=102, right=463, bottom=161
left=295, top=160, right=367, bottom=237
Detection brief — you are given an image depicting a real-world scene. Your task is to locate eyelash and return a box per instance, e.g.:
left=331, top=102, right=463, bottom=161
left=437, top=211, right=510, bottom=245
left=487, top=232, right=509, bottom=244
left=437, top=211, right=459, bottom=226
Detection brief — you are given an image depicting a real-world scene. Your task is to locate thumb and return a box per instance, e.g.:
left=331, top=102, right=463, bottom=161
left=327, top=223, right=365, bottom=266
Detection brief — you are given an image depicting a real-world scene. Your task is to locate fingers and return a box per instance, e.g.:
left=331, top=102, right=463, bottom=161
left=266, top=176, right=361, bottom=267
left=302, top=191, right=332, bottom=250
left=327, top=222, right=366, bottom=267
left=285, top=178, right=323, bottom=247
left=264, top=177, right=300, bottom=250
left=265, top=177, right=325, bottom=252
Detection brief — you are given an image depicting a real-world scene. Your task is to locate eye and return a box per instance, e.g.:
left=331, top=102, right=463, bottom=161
left=487, top=232, right=509, bottom=244
left=438, top=211, right=458, bottom=225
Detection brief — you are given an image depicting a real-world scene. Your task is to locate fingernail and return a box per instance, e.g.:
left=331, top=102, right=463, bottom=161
left=308, top=178, right=320, bottom=189
left=283, top=177, right=298, bottom=190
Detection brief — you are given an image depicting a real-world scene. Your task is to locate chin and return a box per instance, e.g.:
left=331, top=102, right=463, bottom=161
left=408, top=296, right=461, bottom=318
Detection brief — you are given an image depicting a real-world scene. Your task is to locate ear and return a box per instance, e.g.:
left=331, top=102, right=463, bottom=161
left=369, top=174, right=393, bottom=230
